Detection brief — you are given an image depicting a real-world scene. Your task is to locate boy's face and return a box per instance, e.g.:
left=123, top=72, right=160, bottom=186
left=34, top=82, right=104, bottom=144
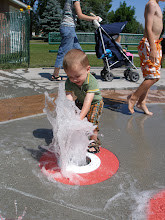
left=66, top=64, right=90, bottom=86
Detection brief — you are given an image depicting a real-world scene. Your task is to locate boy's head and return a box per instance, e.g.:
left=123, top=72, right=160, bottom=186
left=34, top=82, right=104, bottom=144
left=63, top=49, right=90, bottom=86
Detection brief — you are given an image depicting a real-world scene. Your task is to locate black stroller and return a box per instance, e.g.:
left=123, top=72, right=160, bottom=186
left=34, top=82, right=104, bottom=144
left=94, top=21, right=140, bottom=82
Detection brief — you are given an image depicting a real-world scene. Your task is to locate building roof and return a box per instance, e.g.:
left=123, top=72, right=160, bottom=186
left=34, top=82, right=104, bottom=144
left=9, top=0, right=32, bottom=10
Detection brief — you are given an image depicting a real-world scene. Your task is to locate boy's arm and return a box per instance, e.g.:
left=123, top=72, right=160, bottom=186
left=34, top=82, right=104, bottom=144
left=74, top=1, right=100, bottom=22
left=66, top=91, right=74, bottom=101
left=145, top=2, right=157, bottom=63
left=80, top=92, right=94, bottom=120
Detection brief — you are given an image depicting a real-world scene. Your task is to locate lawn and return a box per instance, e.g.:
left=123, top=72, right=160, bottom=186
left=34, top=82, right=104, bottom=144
left=0, top=40, right=141, bottom=69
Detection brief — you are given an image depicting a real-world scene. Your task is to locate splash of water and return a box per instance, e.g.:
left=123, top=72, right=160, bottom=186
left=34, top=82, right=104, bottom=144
left=43, top=83, right=95, bottom=179
left=0, top=200, right=27, bottom=220
left=103, top=173, right=165, bottom=220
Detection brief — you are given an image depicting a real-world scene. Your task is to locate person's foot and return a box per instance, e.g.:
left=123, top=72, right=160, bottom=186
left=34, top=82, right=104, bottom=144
left=136, top=103, right=153, bottom=115
left=127, top=95, right=136, bottom=114
left=51, top=75, right=62, bottom=81
left=87, top=140, right=100, bottom=154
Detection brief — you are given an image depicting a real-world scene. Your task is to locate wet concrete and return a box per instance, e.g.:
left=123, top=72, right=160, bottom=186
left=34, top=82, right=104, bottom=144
left=0, top=67, right=165, bottom=219
left=0, top=104, right=165, bottom=219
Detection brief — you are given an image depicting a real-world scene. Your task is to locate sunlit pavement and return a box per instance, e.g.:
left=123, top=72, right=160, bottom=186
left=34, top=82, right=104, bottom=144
left=0, top=67, right=165, bottom=219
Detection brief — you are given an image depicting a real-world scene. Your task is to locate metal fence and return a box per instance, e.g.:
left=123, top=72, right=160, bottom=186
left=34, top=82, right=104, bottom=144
left=0, top=12, right=30, bottom=66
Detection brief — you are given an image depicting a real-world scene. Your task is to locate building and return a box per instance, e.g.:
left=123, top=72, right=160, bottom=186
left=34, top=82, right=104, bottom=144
left=0, top=0, right=31, bottom=66
left=0, top=0, right=30, bottom=13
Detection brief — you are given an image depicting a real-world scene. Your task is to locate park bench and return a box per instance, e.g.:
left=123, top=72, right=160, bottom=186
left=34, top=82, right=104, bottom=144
left=48, top=32, right=143, bottom=54
left=48, top=32, right=96, bottom=53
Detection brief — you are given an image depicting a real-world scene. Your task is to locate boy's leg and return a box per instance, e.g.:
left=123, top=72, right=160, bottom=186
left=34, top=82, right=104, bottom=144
left=87, top=100, right=103, bottom=153
left=90, top=128, right=98, bottom=142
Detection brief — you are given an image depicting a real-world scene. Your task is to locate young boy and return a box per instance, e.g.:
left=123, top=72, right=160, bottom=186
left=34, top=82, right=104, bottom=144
left=128, top=0, right=165, bottom=115
left=63, top=49, right=103, bottom=153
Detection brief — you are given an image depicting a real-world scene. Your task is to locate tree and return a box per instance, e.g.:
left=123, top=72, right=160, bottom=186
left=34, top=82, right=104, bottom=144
left=84, top=0, right=112, bottom=24
left=76, top=1, right=94, bottom=32
left=34, top=0, right=47, bottom=35
left=20, top=0, right=36, bottom=8
left=40, top=0, right=62, bottom=39
left=108, top=1, right=144, bottom=34
left=57, top=0, right=65, bottom=8
left=85, top=0, right=112, bottom=13
left=20, top=0, right=38, bottom=38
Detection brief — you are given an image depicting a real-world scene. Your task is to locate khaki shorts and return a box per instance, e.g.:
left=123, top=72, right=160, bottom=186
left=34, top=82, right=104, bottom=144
left=138, top=38, right=162, bottom=79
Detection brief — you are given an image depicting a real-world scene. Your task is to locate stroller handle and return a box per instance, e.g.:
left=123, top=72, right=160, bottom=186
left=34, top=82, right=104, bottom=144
left=90, top=13, right=102, bottom=28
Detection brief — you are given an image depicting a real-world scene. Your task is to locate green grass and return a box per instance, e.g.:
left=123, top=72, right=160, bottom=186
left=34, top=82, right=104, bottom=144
left=29, top=41, right=140, bottom=68
left=0, top=40, right=141, bottom=69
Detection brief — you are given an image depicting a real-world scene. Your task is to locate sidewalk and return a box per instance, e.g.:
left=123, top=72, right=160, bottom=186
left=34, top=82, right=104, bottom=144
left=0, top=67, right=165, bottom=122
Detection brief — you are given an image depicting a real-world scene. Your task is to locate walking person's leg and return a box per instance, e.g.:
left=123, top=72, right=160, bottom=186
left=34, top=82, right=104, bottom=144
left=52, top=26, right=77, bottom=81
left=73, top=32, right=82, bottom=50
left=128, top=78, right=159, bottom=115
left=128, top=38, right=161, bottom=114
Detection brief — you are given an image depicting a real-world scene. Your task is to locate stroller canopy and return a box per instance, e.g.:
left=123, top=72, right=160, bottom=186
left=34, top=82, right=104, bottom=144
left=95, top=21, right=128, bottom=60
left=99, top=21, right=127, bottom=36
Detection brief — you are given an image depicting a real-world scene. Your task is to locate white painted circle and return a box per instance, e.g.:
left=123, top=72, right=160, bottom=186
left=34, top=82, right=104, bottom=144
left=65, top=153, right=101, bottom=174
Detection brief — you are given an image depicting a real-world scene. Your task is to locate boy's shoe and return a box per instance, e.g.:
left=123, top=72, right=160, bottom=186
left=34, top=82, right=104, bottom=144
left=87, top=140, right=100, bottom=154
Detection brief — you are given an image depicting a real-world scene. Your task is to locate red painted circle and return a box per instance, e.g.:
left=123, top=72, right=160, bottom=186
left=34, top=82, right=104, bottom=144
left=39, top=147, right=119, bottom=185
left=148, top=190, right=165, bottom=220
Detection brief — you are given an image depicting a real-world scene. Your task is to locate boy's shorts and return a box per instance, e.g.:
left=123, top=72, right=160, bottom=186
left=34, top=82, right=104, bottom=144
left=75, top=99, right=104, bottom=131
left=138, top=37, right=162, bottom=79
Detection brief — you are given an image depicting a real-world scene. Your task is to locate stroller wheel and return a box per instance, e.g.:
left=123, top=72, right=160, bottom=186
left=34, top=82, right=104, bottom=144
left=104, top=71, right=114, bottom=82
left=124, top=69, right=130, bottom=80
left=101, top=69, right=105, bottom=78
left=129, top=71, right=140, bottom=82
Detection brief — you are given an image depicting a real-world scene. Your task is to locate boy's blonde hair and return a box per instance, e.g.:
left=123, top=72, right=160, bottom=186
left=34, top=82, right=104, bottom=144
left=63, top=49, right=89, bottom=70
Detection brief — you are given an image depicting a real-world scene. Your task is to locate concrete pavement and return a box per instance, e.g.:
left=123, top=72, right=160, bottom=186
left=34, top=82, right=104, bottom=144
left=1, top=67, right=165, bottom=122
left=0, top=67, right=165, bottom=219
left=0, top=67, right=165, bottom=100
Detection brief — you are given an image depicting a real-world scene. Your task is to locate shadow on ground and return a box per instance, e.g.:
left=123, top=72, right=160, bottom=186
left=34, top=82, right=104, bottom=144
left=39, top=72, right=52, bottom=80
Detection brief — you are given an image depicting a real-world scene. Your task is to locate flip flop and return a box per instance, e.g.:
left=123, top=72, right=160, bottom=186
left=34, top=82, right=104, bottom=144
left=51, top=75, right=62, bottom=81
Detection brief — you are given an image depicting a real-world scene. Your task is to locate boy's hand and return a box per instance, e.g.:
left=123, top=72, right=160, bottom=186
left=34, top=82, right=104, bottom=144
left=66, top=91, right=74, bottom=101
